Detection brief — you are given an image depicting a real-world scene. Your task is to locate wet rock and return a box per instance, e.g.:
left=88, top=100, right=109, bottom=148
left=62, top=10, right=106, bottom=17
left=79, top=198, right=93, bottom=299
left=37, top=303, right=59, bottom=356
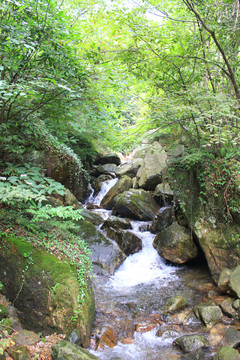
left=151, top=206, right=174, bottom=233
left=156, top=325, right=180, bottom=339
left=72, top=219, right=126, bottom=276
left=180, top=348, right=207, bottom=360
left=97, top=327, right=118, bottom=349
left=166, top=296, right=187, bottom=312
left=80, top=209, right=104, bottom=226
left=220, top=298, right=239, bottom=318
left=52, top=340, right=100, bottom=360
left=101, top=216, right=132, bottom=231
left=92, top=174, right=114, bottom=193
left=221, top=327, right=240, bottom=348
left=96, top=163, right=117, bottom=176
left=209, top=323, right=230, bottom=347
left=213, top=346, right=240, bottom=360
left=7, top=345, right=31, bottom=360
left=135, top=320, right=159, bottom=333
left=136, top=142, right=168, bottom=190
left=153, top=183, right=174, bottom=206
left=113, top=189, right=159, bottom=221
left=165, top=308, right=192, bottom=325
left=194, top=304, right=223, bottom=326
left=101, top=176, right=133, bottom=210
left=154, top=222, right=198, bottom=264
left=218, top=268, right=232, bottom=292
left=94, top=153, right=121, bottom=166
left=105, top=228, right=142, bottom=256
left=229, top=265, right=240, bottom=298
left=174, top=334, right=209, bottom=353
left=12, top=330, right=40, bottom=346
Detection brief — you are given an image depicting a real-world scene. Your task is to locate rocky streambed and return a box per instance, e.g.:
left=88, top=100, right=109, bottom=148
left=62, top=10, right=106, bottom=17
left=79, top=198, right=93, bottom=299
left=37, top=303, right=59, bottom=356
left=84, top=149, right=240, bottom=360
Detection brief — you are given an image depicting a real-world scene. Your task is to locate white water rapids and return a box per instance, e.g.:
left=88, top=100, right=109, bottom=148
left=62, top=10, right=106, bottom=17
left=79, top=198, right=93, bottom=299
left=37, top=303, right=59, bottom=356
left=86, top=177, right=211, bottom=360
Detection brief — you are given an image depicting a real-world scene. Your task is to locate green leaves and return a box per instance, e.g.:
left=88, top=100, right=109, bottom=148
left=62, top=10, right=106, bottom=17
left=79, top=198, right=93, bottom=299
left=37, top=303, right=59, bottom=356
left=0, top=164, right=66, bottom=207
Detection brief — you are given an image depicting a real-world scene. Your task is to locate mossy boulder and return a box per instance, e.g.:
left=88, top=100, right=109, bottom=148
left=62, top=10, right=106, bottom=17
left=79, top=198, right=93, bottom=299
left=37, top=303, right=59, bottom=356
left=0, top=235, right=95, bottom=347
left=52, top=340, right=100, bottom=360
left=113, top=189, right=159, bottom=220
left=100, top=176, right=133, bottom=210
left=213, top=346, right=240, bottom=360
left=194, top=304, right=223, bottom=326
left=169, top=167, right=240, bottom=281
left=174, top=334, right=209, bottom=353
left=72, top=219, right=126, bottom=276
left=153, top=222, right=198, bottom=264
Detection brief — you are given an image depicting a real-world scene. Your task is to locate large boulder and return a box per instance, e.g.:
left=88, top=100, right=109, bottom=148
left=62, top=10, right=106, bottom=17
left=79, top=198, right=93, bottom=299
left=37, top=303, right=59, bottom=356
left=105, top=228, right=142, bottom=256
left=136, top=142, right=168, bottom=190
left=115, top=158, right=144, bottom=178
left=153, top=182, right=174, bottom=206
left=95, top=163, right=117, bottom=176
left=113, top=189, right=159, bottom=220
left=72, top=219, right=126, bottom=276
left=169, top=168, right=240, bottom=282
left=100, top=176, right=133, bottom=210
left=0, top=235, right=95, bottom=347
left=52, top=340, right=100, bottom=360
left=101, top=215, right=132, bottom=231
left=151, top=206, right=174, bottom=233
left=213, top=346, right=240, bottom=360
left=229, top=265, right=240, bottom=298
left=153, top=222, right=198, bottom=264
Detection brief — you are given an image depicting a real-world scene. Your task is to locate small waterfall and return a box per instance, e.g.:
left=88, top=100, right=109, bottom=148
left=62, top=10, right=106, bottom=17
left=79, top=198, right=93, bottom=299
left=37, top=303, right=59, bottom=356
left=89, top=178, right=118, bottom=206
left=110, top=221, right=178, bottom=289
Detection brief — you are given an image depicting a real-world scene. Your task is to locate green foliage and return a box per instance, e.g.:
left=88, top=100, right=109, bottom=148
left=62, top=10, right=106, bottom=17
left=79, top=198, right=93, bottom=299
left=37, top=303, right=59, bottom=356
left=0, top=163, right=65, bottom=206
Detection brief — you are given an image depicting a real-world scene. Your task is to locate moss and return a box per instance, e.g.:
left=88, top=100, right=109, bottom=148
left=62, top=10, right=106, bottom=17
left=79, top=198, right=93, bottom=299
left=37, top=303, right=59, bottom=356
left=0, top=234, right=95, bottom=343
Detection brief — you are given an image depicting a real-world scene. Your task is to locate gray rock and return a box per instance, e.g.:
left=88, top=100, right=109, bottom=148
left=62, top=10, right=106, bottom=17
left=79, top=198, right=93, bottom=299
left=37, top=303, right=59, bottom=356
left=101, top=176, right=133, bottom=210
left=218, top=268, right=232, bottom=292
left=52, top=340, right=100, bottom=360
left=101, top=216, right=132, bottom=231
left=153, top=183, right=174, bottom=206
left=174, top=334, right=209, bottom=353
left=154, top=222, right=198, bottom=264
left=229, top=265, right=240, bottom=298
left=71, top=219, right=126, bottom=276
left=213, top=346, right=240, bottom=360
left=96, top=163, right=117, bottom=176
left=194, top=304, right=223, bottom=326
left=105, top=228, right=142, bottom=256
left=181, top=348, right=207, bottom=360
left=151, top=206, right=174, bottom=233
left=113, top=189, right=159, bottom=220
left=137, top=142, right=168, bottom=190
left=221, top=328, right=240, bottom=348
left=220, top=298, right=239, bottom=318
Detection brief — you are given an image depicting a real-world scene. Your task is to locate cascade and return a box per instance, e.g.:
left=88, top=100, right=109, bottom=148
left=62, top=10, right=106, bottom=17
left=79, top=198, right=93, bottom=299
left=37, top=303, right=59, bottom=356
left=86, top=177, right=213, bottom=359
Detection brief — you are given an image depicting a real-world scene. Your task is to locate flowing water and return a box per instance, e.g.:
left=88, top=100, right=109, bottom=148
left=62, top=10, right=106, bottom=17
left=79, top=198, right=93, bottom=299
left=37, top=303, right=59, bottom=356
left=86, top=179, right=212, bottom=360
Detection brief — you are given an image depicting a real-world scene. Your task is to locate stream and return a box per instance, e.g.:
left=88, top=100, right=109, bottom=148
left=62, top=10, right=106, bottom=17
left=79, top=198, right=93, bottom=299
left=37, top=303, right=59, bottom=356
left=86, top=179, right=213, bottom=360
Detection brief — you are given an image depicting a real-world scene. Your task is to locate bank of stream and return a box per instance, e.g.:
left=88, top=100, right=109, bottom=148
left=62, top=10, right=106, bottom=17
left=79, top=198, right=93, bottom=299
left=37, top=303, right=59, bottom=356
left=86, top=179, right=216, bottom=360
